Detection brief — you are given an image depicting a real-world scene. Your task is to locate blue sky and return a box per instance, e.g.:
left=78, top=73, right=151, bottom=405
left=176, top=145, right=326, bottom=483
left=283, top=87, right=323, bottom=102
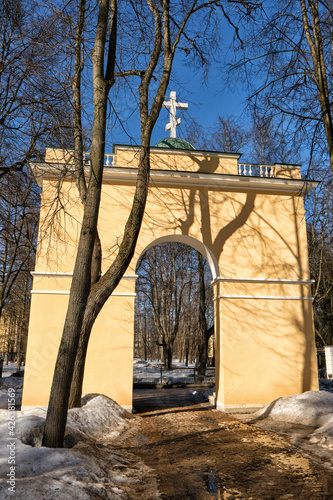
left=108, top=20, right=250, bottom=150
left=152, top=65, right=248, bottom=146
left=108, top=64, right=249, bottom=149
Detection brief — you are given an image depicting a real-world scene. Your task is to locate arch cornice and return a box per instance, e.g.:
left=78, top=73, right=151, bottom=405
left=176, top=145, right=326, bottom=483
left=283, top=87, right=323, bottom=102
left=31, top=163, right=319, bottom=195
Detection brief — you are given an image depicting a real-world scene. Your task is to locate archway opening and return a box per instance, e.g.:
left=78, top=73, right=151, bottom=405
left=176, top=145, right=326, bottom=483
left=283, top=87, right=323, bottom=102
left=133, top=239, right=216, bottom=413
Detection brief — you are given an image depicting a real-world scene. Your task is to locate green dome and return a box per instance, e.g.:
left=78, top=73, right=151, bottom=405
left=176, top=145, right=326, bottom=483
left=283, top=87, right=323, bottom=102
left=154, top=137, right=195, bottom=150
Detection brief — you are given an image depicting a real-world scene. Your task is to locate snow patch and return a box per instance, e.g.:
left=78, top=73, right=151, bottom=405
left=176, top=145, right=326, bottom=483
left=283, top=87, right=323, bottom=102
left=243, top=390, right=333, bottom=453
left=0, top=394, right=155, bottom=499
left=133, top=358, right=215, bottom=387
left=253, top=391, right=333, bottom=427
left=67, top=393, right=133, bottom=440
left=0, top=376, right=23, bottom=409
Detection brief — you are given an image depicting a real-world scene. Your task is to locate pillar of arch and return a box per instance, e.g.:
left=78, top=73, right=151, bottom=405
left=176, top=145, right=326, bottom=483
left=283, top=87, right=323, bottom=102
left=22, top=144, right=319, bottom=412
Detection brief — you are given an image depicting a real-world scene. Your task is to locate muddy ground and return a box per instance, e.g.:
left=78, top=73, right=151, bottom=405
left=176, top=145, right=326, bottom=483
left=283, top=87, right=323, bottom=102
left=114, top=389, right=333, bottom=499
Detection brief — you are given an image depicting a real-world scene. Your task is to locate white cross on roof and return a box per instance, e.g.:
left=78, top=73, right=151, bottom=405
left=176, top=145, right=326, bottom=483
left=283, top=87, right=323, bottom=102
left=162, top=91, right=188, bottom=138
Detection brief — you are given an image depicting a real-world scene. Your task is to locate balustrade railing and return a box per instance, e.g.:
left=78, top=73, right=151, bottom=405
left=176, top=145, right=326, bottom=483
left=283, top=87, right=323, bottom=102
left=81, top=156, right=284, bottom=176
left=238, top=163, right=275, bottom=178
left=83, top=153, right=115, bottom=166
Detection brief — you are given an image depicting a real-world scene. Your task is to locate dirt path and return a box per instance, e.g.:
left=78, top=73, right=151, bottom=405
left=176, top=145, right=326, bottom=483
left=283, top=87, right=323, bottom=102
left=117, top=402, right=333, bottom=499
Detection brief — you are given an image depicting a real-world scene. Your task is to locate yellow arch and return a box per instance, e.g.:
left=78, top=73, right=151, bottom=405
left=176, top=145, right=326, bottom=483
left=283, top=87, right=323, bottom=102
left=136, top=234, right=220, bottom=280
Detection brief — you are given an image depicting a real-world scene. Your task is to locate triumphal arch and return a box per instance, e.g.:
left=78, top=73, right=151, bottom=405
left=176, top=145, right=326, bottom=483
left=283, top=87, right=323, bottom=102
left=22, top=96, right=319, bottom=412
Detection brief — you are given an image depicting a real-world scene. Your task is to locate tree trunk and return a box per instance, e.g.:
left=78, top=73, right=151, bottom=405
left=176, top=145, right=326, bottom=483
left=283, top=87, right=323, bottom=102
left=69, top=4, right=177, bottom=406
left=197, top=338, right=208, bottom=377
left=185, top=337, right=189, bottom=367
left=196, top=252, right=208, bottom=376
left=163, top=344, right=173, bottom=371
left=42, top=164, right=104, bottom=445
left=72, top=0, right=87, bottom=204
left=15, top=321, right=21, bottom=375
left=68, top=144, right=152, bottom=407
left=300, top=0, right=333, bottom=177
left=143, top=313, right=147, bottom=361
left=44, top=0, right=202, bottom=444
left=42, top=0, right=117, bottom=447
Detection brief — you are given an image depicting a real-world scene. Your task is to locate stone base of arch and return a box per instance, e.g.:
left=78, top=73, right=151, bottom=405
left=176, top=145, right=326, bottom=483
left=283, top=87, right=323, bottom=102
left=214, top=402, right=267, bottom=414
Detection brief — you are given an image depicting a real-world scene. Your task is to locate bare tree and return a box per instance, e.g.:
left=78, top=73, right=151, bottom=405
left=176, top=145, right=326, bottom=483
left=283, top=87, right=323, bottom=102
left=185, top=115, right=248, bottom=152
left=229, top=1, right=333, bottom=350
left=137, top=244, right=189, bottom=370
left=207, top=115, right=249, bottom=152
left=42, top=0, right=118, bottom=448
left=233, top=0, right=333, bottom=174
left=305, top=161, right=333, bottom=346
left=0, top=172, right=39, bottom=321
left=0, top=0, right=73, bottom=178
left=0, top=169, right=38, bottom=371
left=135, top=243, right=214, bottom=370
left=300, top=0, right=333, bottom=174
left=43, top=0, right=232, bottom=448
left=184, top=117, right=208, bottom=150
left=196, top=251, right=214, bottom=375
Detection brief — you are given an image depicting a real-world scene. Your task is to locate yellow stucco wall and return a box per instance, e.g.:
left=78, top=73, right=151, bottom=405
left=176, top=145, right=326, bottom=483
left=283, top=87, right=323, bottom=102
left=22, top=146, right=318, bottom=410
left=214, top=280, right=317, bottom=409
left=23, top=279, right=135, bottom=407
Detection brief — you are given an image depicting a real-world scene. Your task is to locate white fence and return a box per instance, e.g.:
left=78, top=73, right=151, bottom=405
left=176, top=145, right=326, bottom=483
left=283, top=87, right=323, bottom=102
left=83, top=153, right=115, bottom=166
left=238, top=163, right=276, bottom=177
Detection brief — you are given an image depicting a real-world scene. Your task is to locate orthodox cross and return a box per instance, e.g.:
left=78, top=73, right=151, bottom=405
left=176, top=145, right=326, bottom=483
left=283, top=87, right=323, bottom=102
left=162, top=91, right=188, bottom=138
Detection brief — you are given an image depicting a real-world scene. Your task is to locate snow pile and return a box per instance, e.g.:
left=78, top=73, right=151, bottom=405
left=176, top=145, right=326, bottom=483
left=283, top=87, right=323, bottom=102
left=202, top=385, right=215, bottom=401
left=309, top=418, right=333, bottom=450
left=67, top=393, right=133, bottom=441
left=133, top=359, right=150, bottom=366
left=245, top=391, right=333, bottom=452
left=254, top=391, right=333, bottom=427
left=0, top=394, right=153, bottom=499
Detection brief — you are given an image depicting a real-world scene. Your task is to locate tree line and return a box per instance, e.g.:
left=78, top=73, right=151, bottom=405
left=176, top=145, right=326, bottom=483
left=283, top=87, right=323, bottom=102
left=134, top=242, right=214, bottom=374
